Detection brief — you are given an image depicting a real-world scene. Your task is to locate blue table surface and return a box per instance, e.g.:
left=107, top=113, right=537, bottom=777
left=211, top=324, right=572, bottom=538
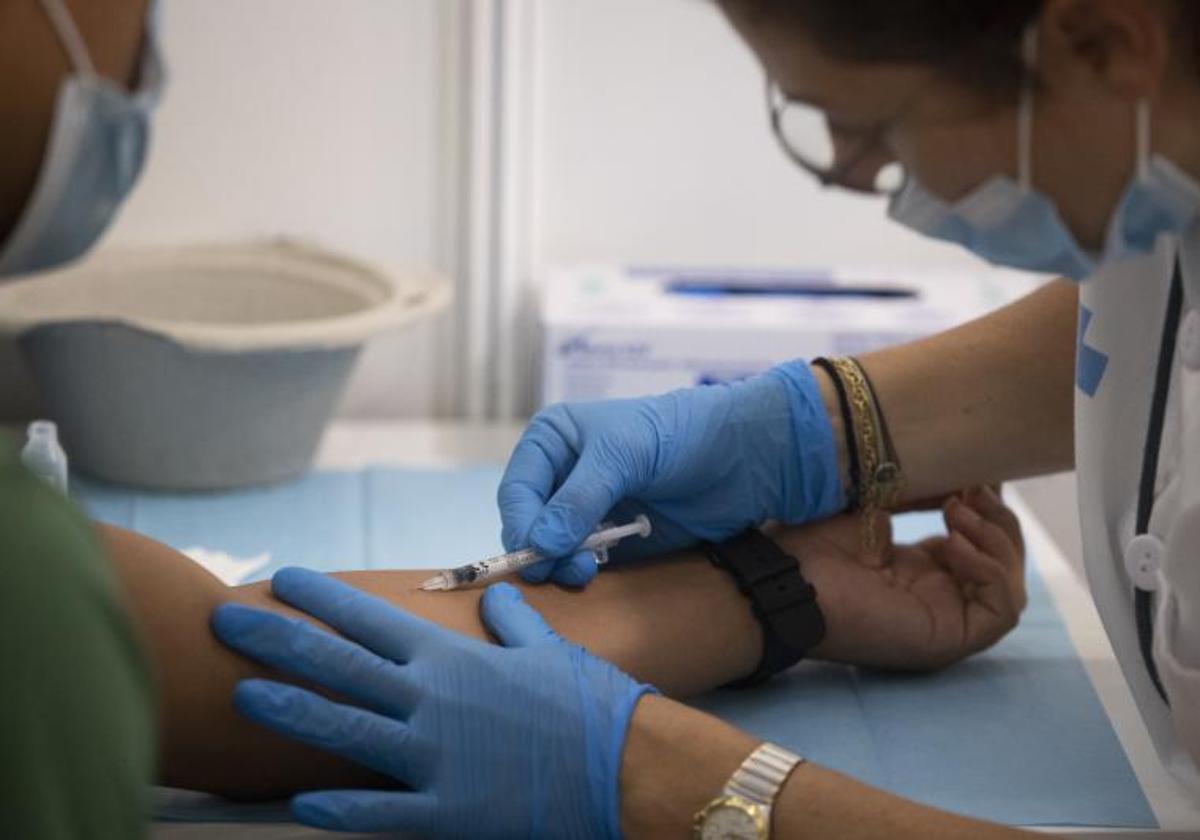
left=75, top=466, right=1156, bottom=828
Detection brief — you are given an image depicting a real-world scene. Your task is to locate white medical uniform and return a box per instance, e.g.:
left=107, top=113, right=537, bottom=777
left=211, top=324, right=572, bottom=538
left=1076, top=229, right=1200, bottom=791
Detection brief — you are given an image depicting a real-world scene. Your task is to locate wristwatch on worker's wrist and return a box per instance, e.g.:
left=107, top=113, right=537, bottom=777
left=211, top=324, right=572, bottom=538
left=706, top=528, right=825, bottom=686
left=693, top=742, right=804, bottom=839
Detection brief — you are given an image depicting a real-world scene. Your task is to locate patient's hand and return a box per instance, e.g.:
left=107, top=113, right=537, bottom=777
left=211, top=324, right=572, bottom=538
left=773, top=486, right=1026, bottom=671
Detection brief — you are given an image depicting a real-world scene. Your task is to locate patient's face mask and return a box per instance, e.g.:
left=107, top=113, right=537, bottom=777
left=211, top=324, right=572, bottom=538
left=0, top=0, right=164, bottom=279
left=887, top=28, right=1200, bottom=281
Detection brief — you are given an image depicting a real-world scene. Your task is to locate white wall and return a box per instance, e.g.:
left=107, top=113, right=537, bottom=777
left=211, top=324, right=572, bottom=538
left=115, top=0, right=456, bottom=418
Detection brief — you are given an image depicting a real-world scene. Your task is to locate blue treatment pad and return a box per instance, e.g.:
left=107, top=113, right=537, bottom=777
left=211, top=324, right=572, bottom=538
left=74, top=468, right=1155, bottom=828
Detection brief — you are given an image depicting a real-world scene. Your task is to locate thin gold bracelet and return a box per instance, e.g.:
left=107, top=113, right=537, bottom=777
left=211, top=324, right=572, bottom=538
left=854, top=358, right=905, bottom=513
left=825, top=357, right=904, bottom=553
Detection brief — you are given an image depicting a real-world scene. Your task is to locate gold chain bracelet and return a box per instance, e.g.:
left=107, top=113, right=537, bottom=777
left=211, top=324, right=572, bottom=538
left=825, top=357, right=904, bottom=553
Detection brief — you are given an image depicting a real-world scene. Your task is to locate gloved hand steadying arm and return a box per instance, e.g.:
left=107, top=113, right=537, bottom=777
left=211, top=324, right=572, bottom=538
left=499, top=359, right=843, bottom=586
left=211, top=567, right=656, bottom=838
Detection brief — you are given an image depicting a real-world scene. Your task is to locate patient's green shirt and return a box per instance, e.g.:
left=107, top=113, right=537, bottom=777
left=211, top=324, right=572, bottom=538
left=0, top=433, right=154, bottom=838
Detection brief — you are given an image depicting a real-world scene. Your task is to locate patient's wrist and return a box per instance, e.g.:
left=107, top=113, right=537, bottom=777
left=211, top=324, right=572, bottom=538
left=759, top=524, right=845, bottom=664
left=706, top=529, right=827, bottom=687
left=619, top=694, right=758, bottom=838
left=591, top=555, right=764, bottom=695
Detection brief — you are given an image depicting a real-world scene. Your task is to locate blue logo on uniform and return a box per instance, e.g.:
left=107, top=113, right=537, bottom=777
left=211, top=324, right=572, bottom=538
left=1076, top=305, right=1108, bottom=397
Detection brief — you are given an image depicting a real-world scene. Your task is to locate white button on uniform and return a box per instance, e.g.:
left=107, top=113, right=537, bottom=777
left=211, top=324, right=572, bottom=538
left=1124, top=534, right=1164, bottom=591
left=1180, top=309, right=1200, bottom=371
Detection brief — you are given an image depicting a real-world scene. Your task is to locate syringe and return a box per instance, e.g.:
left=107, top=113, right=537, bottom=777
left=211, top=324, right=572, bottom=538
left=419, top=515, right=652, bottom=592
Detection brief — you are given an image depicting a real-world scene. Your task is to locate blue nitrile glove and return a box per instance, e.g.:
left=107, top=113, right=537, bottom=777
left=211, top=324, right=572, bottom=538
left=211, top=568, right=656, bottom=838
left=499, top=359, right=842, bottom=587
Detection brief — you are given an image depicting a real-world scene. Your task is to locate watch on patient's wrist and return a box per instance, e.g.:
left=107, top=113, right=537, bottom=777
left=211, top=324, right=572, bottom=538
left=706, top=528, right=825, bottom=686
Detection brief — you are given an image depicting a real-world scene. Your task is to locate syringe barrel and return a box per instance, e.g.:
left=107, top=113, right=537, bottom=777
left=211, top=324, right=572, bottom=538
left=449, top=547, right=543, bottom=588
left=482, top=547, right=542, bottom=576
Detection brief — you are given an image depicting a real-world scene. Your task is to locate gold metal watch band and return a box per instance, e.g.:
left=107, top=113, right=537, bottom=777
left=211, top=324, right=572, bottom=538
left=692, top=742, right=804, bottom=839
left=727, top=742, right=805, bottom=807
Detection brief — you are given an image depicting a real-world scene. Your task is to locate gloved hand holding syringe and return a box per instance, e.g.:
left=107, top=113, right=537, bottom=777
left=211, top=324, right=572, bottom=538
left=420, top=515, right=651, bottom=591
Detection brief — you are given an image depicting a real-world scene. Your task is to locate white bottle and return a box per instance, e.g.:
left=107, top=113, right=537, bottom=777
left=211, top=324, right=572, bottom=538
left=21, top=420, right=69, bottom=495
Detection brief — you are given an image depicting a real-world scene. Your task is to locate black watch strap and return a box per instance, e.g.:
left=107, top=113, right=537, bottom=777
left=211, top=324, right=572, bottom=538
left=706, top=529, right=825, bottom=687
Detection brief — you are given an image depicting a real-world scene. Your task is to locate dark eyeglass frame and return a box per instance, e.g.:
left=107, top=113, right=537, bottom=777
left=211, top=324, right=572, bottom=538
left=765, top=75, right=937, bottom=196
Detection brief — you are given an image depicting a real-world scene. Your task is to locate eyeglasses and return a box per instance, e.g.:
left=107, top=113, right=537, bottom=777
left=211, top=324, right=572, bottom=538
left=765, top=78, right=909, bottom=196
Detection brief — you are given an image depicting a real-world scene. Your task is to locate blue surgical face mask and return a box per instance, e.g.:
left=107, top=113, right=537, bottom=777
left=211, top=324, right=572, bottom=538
left=887, top=27, right=1200, bottom=281
left=0, top=0, right=164, bottom=279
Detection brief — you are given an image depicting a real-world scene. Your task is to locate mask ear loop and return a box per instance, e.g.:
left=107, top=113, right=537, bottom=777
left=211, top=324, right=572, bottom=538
left=36, top=0, right=97, bottom=77
left=1017, top=25, right=1039, bottom=192
left=1136, top=98, right=1151, bottom=181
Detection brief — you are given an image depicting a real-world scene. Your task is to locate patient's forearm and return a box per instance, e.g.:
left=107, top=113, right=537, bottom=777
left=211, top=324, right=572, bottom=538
left=98, top=524, right=761, bottom=799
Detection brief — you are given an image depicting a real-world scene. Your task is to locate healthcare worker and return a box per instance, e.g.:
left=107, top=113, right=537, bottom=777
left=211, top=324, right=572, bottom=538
left=212, top=0, right=1200, bottom=836
left=0, top=0, right=161, bottom=836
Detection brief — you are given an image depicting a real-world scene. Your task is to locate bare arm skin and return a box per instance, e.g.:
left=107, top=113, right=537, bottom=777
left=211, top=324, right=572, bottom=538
left=97, top=483, right=1026, bottom=840
left=98, top=524, right=764, bottom=799
left=616, top=489, right=1031, bottom=837
left=621, top=696, right=1025, bottom=839
left=815, top=278, right=1079, bottom=506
